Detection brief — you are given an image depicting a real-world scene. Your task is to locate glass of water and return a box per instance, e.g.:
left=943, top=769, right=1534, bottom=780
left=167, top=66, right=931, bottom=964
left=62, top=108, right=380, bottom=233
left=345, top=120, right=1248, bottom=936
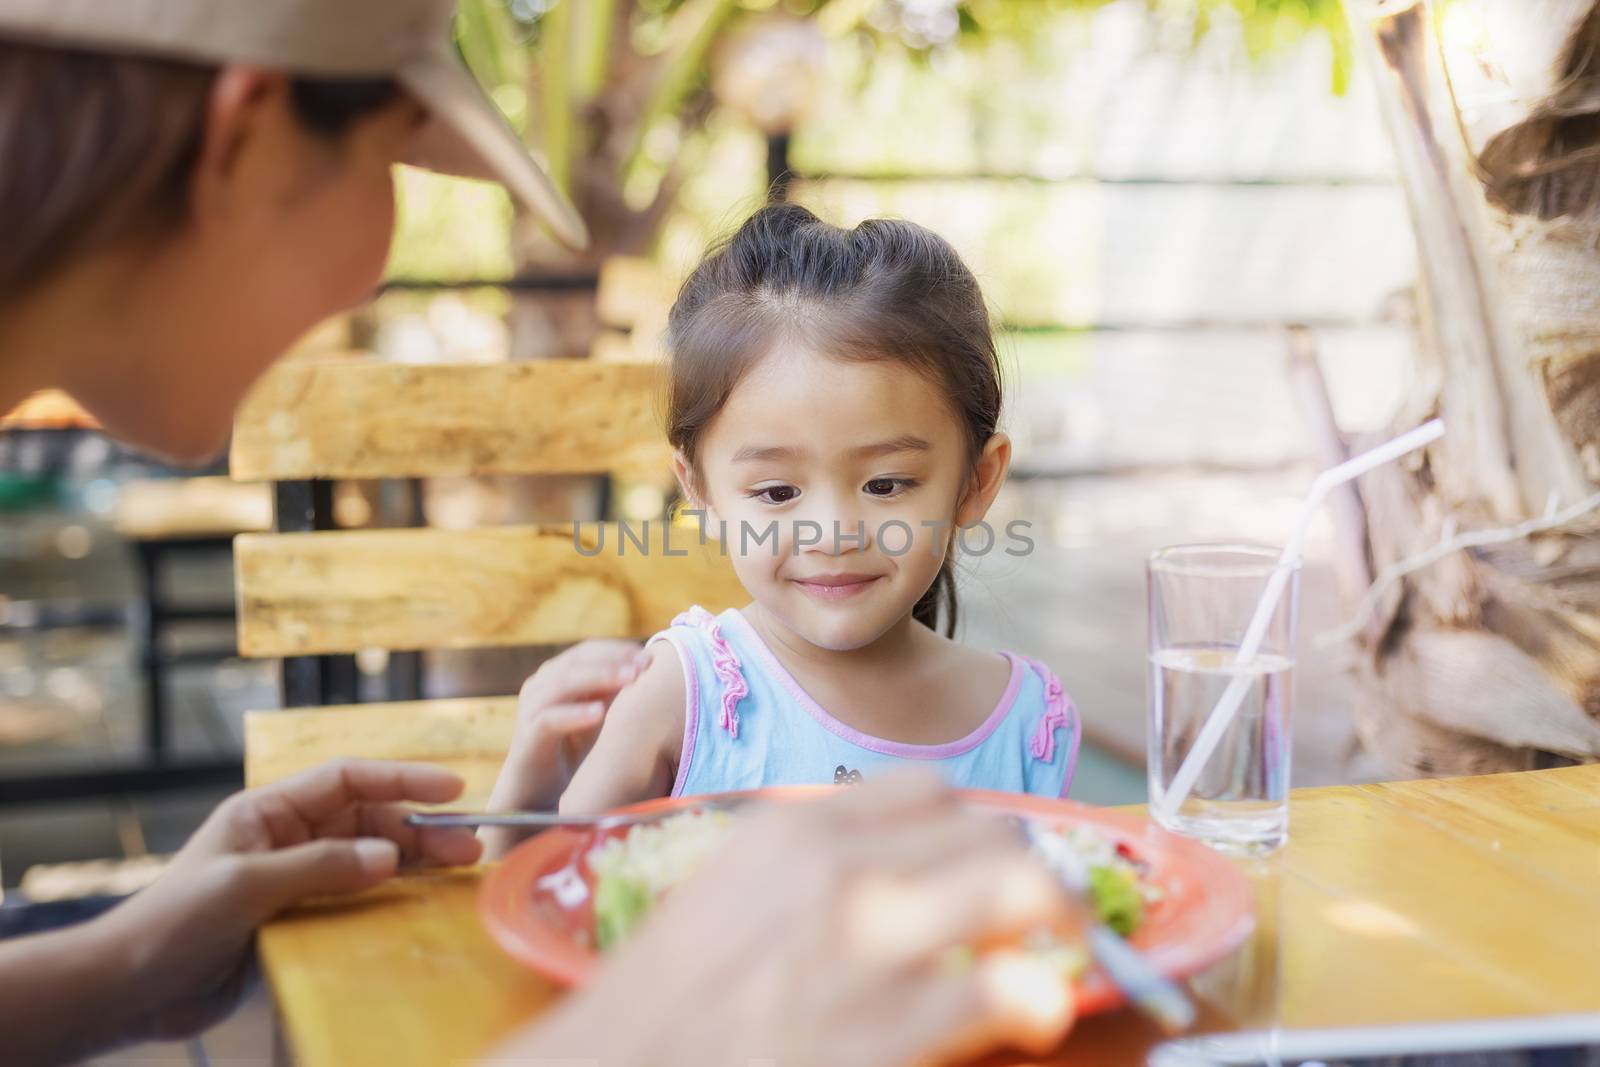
left=1147, top=543, right=1299, bottom=855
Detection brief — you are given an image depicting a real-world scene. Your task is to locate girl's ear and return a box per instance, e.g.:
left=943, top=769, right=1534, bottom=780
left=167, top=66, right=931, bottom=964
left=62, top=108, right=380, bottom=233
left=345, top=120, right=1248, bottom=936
left=954, top=432, right=1012, bottom=528
left=671, top=450, right=716, bottom=523
left=670, top=450, right=700, bottom=505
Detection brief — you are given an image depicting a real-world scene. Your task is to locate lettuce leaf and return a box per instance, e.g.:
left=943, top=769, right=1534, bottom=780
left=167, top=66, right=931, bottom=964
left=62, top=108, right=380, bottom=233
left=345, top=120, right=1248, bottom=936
left=1088, top=864, right=1144, bottom=936
left=594, top=875, right=654, bottom=951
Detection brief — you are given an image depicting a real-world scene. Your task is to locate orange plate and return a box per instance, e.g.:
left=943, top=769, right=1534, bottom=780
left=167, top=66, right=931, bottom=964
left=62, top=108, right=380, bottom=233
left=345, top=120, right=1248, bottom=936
left=479, top=787, right=1255, bottom=1015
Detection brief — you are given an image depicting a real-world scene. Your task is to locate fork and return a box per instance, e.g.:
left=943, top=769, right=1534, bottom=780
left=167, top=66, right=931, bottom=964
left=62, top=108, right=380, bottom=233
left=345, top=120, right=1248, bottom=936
left=405, top=795, right=753, bottom=832
left=1019, top=818, right=1197, bottom=1034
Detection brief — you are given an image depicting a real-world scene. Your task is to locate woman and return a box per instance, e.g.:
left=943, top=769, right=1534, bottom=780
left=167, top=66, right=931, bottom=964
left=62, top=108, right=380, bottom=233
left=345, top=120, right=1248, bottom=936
left=0, top=1, right=1079, bottom=1064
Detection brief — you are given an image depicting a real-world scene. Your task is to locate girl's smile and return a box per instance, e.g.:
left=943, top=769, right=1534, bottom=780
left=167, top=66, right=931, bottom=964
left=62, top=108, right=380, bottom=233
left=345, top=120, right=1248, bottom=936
left=790, top=572, right=884, bottom=601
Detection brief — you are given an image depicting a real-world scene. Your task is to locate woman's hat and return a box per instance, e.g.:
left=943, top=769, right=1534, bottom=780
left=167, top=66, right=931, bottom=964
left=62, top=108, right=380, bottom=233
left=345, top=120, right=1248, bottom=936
left=0, top=0, right=588, bottom=250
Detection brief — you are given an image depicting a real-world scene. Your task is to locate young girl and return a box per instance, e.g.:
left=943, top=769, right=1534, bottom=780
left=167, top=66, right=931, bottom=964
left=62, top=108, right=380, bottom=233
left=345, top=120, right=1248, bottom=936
left=490, top=204, right=1079, bottom=821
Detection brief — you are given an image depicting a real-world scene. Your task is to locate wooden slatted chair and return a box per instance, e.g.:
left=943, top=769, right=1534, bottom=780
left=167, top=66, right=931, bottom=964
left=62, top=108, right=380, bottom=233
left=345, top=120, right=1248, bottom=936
left=231, top=355, right=744, bottom=804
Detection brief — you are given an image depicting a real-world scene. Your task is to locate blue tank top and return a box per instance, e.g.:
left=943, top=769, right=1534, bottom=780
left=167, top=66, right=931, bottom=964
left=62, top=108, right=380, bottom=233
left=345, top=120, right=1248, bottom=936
left=648, top=606, right=1080, bottom=799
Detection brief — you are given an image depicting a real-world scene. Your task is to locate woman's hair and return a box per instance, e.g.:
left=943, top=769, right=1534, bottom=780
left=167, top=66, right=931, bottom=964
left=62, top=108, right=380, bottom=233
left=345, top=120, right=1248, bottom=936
left=0, top=40, right=400, bottom=297
left=666, top=203, right=1003, bottom=638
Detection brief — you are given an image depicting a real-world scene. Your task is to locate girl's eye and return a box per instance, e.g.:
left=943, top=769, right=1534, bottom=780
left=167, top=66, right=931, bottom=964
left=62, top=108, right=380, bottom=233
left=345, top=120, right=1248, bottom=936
left=750, top=484, right=800, bottom=505
left=864, top=478, right=916, bottom=497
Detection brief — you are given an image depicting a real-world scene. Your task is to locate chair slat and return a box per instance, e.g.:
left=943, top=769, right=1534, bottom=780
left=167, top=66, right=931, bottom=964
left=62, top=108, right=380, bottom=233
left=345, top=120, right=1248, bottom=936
left=234, top=523, right=744, bottom=656
left=114, top=477, right=273, bottom=540
left=243, top=698, right=516, bottom=795
left=230, top=359, right=670, bottom=481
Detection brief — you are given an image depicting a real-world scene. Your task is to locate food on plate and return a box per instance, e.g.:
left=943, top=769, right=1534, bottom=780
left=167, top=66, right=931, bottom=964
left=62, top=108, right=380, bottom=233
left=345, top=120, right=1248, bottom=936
left=589, top=809, right=735, bottom=949
left=586, top=807, right=1158, bottom=954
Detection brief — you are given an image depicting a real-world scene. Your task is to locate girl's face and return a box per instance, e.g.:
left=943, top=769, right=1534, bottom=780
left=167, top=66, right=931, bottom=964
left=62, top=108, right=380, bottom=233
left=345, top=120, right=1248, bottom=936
left=680, top=344, right=1010, bottom=652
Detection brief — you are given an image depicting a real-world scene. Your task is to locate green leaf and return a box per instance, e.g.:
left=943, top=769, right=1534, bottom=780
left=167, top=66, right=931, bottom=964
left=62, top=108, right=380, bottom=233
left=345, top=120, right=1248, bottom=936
left=573, top=0, right=618, bottom=103
left=1087, top=864, right=1145, bottom=937
left=537, top=0, right=574, bottom=192
left=620, top=0, right=740, bottom=195
left=594, top=875, right=655, bottom=951
left=455, top=0, right=530, bottom=96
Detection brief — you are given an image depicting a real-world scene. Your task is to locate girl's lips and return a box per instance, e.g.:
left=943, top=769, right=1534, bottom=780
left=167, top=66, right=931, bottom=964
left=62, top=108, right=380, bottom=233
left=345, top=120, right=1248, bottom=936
left=792, top=576, right=882, bottom=601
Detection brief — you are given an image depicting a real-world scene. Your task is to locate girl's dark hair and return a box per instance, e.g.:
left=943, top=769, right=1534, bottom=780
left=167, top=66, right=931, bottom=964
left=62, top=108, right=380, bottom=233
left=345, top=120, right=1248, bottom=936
left=666, top=203, right=1003, bottom=638
left=0, top=40, right=400, bottom=297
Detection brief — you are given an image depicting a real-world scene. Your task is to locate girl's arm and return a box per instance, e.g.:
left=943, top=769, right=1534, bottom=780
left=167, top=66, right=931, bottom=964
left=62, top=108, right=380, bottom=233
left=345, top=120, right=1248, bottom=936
left=481, top=639, right=653, bottom=857
left=559, top=641, right=686, bottom=814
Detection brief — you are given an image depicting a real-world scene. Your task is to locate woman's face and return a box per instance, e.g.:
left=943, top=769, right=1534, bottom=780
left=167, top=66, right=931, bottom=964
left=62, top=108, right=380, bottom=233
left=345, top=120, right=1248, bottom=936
left=65, top=70, right=424, bottom=464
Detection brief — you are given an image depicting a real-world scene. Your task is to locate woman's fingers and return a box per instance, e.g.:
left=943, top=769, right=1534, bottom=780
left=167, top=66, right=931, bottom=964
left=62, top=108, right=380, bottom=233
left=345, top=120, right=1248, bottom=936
left=234, top=762, right=481, bottom=865
left=256, top=759, right=465, bottom=827
left=352, top=802, right=485, bottom=867
left=883, top=951, right=1077, bottom=1067
left=836, top=806, right=1023, bottom=878
left=973, top=949, right=1078, bottom=1054
left=224, top=838, right=401, bottom=922
left=842, top=842, right=1072, bottom=971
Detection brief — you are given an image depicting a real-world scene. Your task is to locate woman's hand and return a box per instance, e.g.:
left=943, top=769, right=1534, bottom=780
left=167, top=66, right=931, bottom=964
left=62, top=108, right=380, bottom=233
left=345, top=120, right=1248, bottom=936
left=3, top=759, right=480, bottom=1066
left=108, top=760, right=480, bottom=1042
left=490, top=772, right=1079, bottom=1067
left=482, top=639, right=652, bottom=856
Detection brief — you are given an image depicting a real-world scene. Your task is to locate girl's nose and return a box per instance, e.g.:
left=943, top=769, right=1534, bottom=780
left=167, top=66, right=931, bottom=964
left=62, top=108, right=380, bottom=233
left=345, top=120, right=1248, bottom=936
left=793, top=500, right=868, bottom=555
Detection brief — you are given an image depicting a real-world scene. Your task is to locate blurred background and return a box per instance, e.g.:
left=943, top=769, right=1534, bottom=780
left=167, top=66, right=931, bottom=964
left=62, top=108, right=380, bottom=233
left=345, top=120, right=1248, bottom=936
left=0, top=0, right=1414, bottom=908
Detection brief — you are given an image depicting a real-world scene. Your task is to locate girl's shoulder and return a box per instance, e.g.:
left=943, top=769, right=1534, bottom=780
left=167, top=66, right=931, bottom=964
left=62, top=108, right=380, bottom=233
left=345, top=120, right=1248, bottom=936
left=991, top=649, right=1076, bottom=767
left=924, top=626, right=1065, bottom=693
left=912, top=629, right=1072, bottom=737
left=650, top=605, right=745, bottom=671
left=928, top=634, right=1073, bottom=738
left=652, top=604, right=752, bottom=676
left=916, top=628, right=1034, bottom=700
left=557, top=628, right=689, bottom=813
left=1003, top=649, right=1067, bottom=694
left=595, top=635, right=688, bottom=759
left=658, top=603, right=741, bottom=635
left=648, top=604, right=753, bottom=738
left=988, top=648, right=1070, bottom=719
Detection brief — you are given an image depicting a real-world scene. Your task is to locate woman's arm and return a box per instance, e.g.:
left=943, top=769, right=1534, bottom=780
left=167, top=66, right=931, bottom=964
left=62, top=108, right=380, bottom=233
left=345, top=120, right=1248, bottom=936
left=1, top=760, right=480, bottom=1066
left=0, top=910, right=157, bottom=1066
left=559, top=641, right=686, bottom=814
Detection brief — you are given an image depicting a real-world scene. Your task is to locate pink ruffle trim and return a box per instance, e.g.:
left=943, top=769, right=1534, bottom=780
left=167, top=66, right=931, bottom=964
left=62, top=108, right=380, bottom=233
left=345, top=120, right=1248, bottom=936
left=1028, top=663, right=1071, bottom=763
left=674, top=607, right=748, bottom=739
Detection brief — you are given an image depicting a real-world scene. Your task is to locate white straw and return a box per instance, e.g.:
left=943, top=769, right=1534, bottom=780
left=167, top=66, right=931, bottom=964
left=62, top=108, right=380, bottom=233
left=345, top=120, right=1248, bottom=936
left=1153, top=419, right=1446, bottom=824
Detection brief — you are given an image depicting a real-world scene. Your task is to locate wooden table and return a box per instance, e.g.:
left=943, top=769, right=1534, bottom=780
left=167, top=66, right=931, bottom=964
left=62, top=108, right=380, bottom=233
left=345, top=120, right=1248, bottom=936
left=245, top=703, right=1600, bottom=1066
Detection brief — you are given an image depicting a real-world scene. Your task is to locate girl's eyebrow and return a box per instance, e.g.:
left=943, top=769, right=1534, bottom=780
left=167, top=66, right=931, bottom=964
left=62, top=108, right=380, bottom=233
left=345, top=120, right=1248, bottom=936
left=851, top=435, right=932, bottom=458
left=730, top=436, right=931, bottom=464
left=731, top=444, right=803, bottom=464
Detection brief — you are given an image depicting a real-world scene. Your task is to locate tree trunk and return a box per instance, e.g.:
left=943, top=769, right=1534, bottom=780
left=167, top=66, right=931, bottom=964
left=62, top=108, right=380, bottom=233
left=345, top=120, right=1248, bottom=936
left=1339, top=0, right=1600, bottom=776
left=508, top=0, right=725, bottom=362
